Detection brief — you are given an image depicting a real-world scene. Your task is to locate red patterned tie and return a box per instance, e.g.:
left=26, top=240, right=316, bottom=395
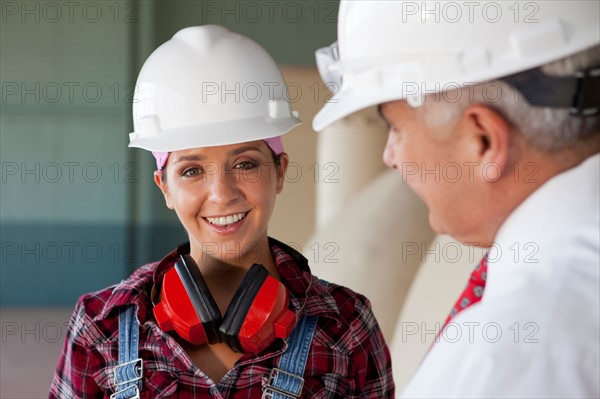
left=441, top=255, right=488, bottom=330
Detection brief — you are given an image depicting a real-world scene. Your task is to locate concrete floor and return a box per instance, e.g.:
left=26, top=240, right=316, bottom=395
left=1, top=308, right=73, bottom=399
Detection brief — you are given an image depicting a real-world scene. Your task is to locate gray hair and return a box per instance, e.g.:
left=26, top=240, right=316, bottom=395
left=421, top=45, right=599, bottom=151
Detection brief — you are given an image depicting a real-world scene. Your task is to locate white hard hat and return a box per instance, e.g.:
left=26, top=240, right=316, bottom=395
left=313, top=0, right=600, bottom=131
left=129, top=25, right=301, bottom=152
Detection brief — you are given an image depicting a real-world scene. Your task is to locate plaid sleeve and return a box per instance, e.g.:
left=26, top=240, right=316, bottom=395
left=349, top=295, right=395, bottom=398
left=49, top=298, right=103, bottom=398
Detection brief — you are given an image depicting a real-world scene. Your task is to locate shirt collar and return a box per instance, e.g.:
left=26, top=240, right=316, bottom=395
left=268, top=237, right=339, bottom=321
left=486, top=153, right=599, bottom=298
left=94, top=242, right=189, bottom=323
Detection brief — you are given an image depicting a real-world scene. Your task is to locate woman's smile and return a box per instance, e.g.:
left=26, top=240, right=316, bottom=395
left=203, top=211, right=250, bottom=235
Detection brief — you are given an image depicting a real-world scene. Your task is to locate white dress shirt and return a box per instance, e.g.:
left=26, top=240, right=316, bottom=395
left=401, top=154, right=600, bottom=398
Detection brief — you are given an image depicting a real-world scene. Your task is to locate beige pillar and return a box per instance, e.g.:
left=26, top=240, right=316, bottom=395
left=306, top=107, right=435, bottom=340
left=306, top=170, right=434, bottom=340
left=315, top=106, right=388, bottom=228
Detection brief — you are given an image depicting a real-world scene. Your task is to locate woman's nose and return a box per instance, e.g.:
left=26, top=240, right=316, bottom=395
left=207, top=169, right=241, bottom=205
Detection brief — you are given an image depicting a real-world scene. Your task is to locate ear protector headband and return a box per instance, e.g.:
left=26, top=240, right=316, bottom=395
left=153, top=254, right=296, bottom=354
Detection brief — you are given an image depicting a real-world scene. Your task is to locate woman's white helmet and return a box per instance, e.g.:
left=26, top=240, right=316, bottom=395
left=129, top=25, right=301, bottom=152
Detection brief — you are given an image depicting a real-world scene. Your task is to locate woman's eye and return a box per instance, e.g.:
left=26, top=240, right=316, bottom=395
left=182, top=167, right=202, bottom=177
left=234, top=161, right=257, bottom=170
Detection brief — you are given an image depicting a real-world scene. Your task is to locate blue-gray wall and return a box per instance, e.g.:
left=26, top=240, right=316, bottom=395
left=1, top=0, right=338, bottom=305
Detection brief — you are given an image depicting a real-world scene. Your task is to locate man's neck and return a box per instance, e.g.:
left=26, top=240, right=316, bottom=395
left=478, top=137, right=599, bottom=246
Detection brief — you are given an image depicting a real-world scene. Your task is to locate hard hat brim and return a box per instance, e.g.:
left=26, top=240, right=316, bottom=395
left=313, top=87, right=406, bottom=132
left=129, top=116, right=301, bottom=153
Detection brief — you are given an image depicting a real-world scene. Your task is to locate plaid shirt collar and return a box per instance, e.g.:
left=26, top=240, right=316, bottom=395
left=93, top=237, right=340, bottom=324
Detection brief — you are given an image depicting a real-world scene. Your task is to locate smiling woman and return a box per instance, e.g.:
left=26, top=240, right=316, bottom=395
left=155, top=142, right=287, bottom=274
left=49, top=25, right=395, bottom=399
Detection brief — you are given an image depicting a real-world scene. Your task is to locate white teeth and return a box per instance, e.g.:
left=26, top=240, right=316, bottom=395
left=207, top=212, right=247, bottom=226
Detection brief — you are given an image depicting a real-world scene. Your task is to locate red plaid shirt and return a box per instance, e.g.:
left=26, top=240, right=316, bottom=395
left=49, top=239, right=394, bottom=398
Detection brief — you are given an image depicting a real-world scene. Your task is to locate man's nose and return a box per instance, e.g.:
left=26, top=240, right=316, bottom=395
left=383, top=132, right=396, bottom=168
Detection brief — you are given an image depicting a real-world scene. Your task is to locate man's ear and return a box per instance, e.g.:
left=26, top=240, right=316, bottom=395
left=462, top=104, right=512, bottom=181
left=153, top=170, right=174, bottom=209
left=275, top=153, right=289, bottom=194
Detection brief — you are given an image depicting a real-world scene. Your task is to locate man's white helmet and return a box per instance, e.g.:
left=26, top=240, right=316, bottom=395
left=313, top=0, right=600, bottom=131
left=129, top=25, right=301, bottom=152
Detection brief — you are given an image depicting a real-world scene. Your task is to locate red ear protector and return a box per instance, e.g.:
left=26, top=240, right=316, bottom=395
left=153, top=254, right=296, bottom=354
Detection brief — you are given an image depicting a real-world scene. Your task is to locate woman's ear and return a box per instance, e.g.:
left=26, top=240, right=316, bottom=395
left=275, top=153, right=289, bottom=194
left=153, top=170, right=174, bottom=209
left=462, top=104, right=512, bottom=182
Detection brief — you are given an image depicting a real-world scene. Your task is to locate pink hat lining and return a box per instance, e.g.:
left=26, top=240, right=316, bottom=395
left=152, top=137, right=284, bottom=170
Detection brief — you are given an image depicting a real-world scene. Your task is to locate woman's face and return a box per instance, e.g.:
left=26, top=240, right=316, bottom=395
left=154, top=140, right=288, bottom=265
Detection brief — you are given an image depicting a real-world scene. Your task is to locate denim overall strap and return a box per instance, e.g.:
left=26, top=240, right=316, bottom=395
left=262, top=314, right=319, bottom=399
left=111, top=305, right=143, bottom=399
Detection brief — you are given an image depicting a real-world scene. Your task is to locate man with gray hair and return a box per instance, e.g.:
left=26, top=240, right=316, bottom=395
left=313, top=1, right=599, bottom=397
